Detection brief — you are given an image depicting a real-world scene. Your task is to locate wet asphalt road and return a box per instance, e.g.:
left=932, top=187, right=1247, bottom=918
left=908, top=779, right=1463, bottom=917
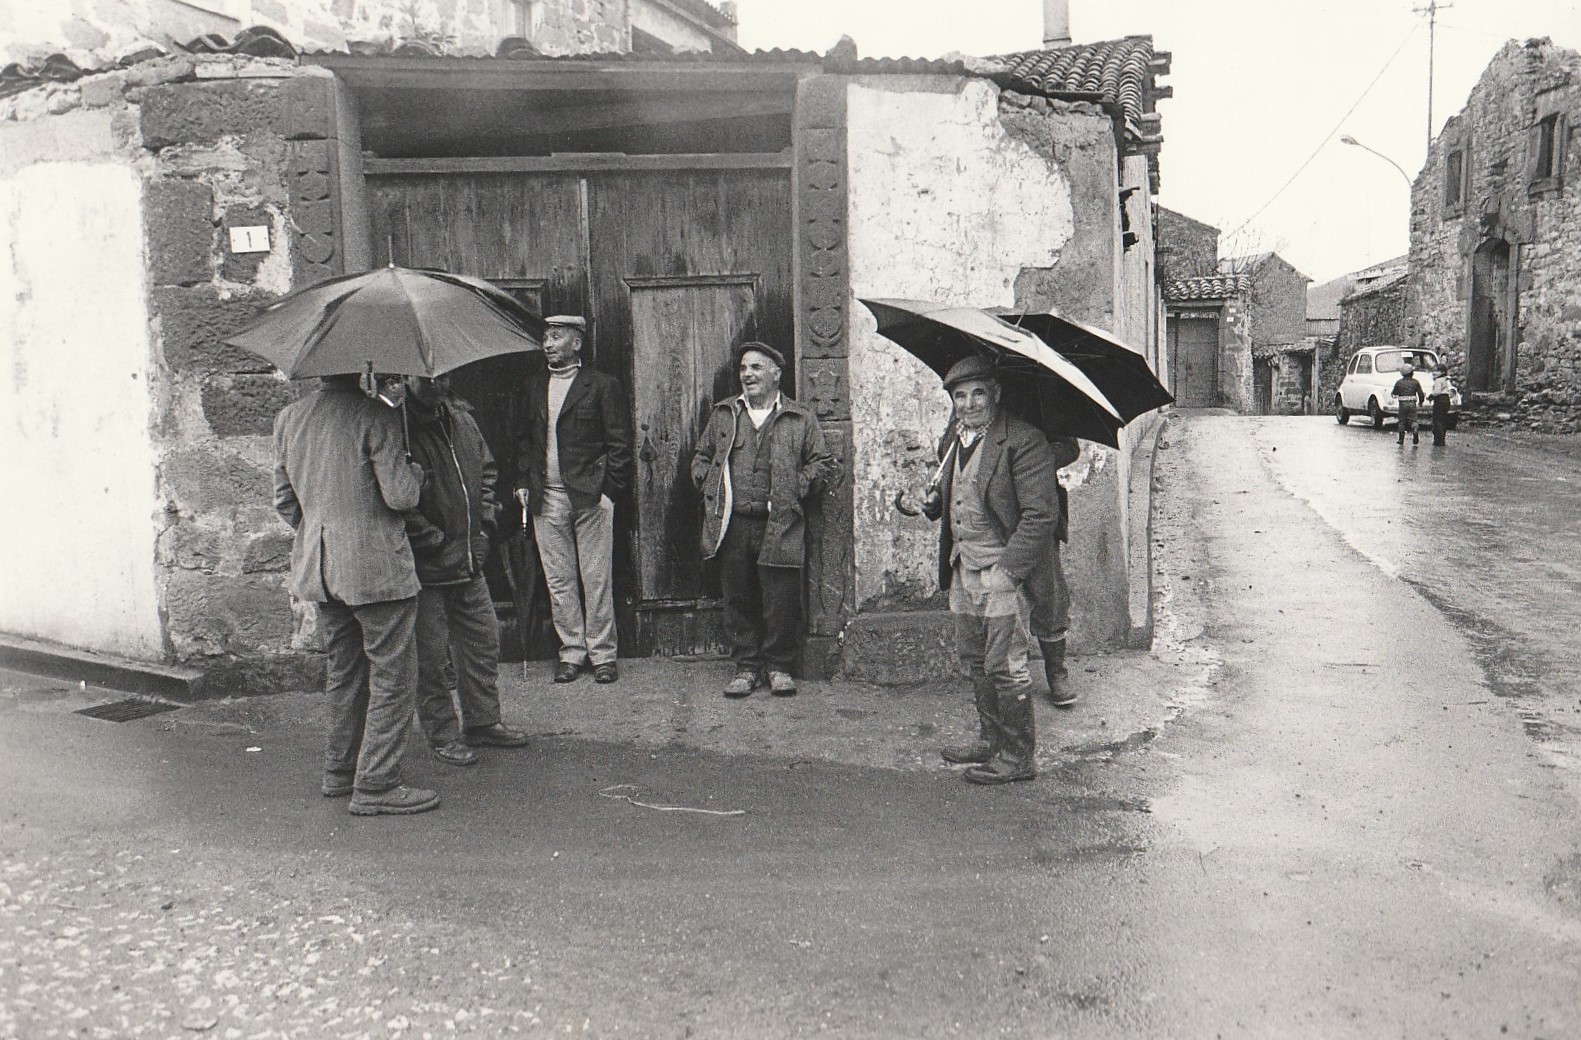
left=2, top=411, right=1580, bottom=1038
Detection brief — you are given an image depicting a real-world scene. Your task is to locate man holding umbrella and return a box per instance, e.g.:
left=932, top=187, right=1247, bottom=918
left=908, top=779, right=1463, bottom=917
left=922, top=355, right=1061, bottom=785
left=274, top=373, right=439, bottom=816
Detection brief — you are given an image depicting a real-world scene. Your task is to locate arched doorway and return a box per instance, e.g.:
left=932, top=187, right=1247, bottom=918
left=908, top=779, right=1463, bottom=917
left=1468, top=239, right=1513, bottom=391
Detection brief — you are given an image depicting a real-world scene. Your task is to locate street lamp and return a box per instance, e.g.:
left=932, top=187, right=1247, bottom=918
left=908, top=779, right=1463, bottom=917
left=1339, top=134, right=1413, bottom=186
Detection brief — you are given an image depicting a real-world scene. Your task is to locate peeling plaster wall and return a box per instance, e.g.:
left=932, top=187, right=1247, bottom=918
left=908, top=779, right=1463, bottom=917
left=0, top=156, right=164, bottom=659
left=843, top=78, right=1144, bottom=650
left=0, top=55, right=355, bottom=684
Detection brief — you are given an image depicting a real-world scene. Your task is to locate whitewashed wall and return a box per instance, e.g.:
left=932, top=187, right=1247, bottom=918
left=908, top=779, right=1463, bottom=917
left=0, top=159, right=164, bottom=659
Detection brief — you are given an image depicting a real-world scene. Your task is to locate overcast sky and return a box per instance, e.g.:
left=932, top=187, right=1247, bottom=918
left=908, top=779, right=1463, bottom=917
left=734, top=0, right=1580, bottom=284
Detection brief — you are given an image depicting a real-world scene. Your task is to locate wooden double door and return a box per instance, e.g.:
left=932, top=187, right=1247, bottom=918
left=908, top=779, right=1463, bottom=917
left=368, top=165, right=793, bottom=656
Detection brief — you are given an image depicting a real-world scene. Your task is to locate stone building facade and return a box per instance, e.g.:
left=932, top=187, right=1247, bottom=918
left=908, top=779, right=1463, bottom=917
left=0, top=29, right=1172, bottom=689
left=1318, top=270, right=1411, bottom=410
left=1412, top=37, right=1581, bottom=432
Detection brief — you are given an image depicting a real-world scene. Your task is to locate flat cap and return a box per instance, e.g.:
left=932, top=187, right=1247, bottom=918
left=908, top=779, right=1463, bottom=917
left=544, top=314, right=587, bottom=330
left=736, top=341, right=786, bottom=369
left=942, top=354, right=999, bottom=391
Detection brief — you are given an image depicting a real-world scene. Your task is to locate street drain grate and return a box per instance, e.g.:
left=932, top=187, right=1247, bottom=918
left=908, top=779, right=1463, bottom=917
left=74, top=698, right=181, bottom=723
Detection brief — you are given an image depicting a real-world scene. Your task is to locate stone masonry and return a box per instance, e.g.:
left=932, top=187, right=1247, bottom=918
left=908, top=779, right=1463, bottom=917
left=1411, top=38, right=1581, bottom=433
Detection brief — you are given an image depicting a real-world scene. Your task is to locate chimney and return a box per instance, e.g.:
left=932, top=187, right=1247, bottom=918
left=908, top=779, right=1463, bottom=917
left=1042, top=0, right=1071, bottom=48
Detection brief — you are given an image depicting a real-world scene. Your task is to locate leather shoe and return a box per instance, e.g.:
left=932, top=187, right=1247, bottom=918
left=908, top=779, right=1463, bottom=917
left=940, top=741, right=994, bottom=765
left=723, top=671, right=760, bottom=698
left=463, top=722, right=531, bottom=748
left=431, top=739, right=480, bottom=766
left=553, top=661, right=583, bottom=683
left=348, top=785, right=441, bottom=816
left=592, top=662, right=619, bottom=684
left=963, top=759, right=1036, bottom=785
left=321, top=776, right=354, bottom=798
left=768, top=671, right=797, bottom=696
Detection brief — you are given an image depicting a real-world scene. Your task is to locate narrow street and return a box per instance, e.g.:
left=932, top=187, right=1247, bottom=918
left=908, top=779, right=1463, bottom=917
left=2, top=412, right=1579, bottom=1038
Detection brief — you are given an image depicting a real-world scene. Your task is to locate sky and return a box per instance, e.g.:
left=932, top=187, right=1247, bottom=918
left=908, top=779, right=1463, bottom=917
left=733, top=0, right=1580, bottom=284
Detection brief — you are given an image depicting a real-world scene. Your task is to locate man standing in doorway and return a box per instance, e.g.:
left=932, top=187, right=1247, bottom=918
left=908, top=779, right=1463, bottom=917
left=922, top=355, right=1060, bottom=785
left=273, top=374, right=439, bottom=816
left=514, top=315, right=632, bottom=685
left=403, top=374, right=531, bottom=766
left=692, top=342, right=840, bottom=698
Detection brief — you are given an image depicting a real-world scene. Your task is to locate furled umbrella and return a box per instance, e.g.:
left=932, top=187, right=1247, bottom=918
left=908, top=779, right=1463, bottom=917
left=225, top=265, right=545, bottom=380
left=859, top=297, right=1124, bottom=445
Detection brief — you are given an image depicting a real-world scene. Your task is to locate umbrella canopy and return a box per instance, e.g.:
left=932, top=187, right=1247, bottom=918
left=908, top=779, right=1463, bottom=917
left=859, top=297, right=1125, bottom=446
left=225, top=266, right=545, bottom=380
left=992, top=308, right=1174, bottom=423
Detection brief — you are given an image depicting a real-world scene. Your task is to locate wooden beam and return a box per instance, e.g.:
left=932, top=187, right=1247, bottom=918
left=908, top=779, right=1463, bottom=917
left=305, top=54, right=809, bottom=94
left=365, top=152, right=794, bottom=175
left=472, top=92, right=793, bottom=139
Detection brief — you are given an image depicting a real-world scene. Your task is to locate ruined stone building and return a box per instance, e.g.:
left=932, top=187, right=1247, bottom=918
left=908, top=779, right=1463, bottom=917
left=0, top=0, right=1173, bottom=691
left=1412, top=37, right=1581, bottom=432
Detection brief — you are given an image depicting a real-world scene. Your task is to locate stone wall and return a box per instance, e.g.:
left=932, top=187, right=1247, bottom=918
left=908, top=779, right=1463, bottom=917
left=1412, top=38, right=1581, bottom=433
left=1156, top=205, right=1219, bottom=282
left=1322, top=277, right=1412, bottom=406
left=0, top=54, right=357, bottom=688
left=0, top=0, right=628, bottom=66
left=1247, top=253, right=1310, bottom=347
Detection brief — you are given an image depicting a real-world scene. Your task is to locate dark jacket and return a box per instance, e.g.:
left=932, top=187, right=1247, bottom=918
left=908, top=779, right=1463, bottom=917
left=691, top=395, right=840, bottom=567
left=514, top=363, right=633, bottom=513
left=922, top=410, right=1060, bottom=597
left=404, top=396, right=500, bottom=586
left=273, top=385, right=423, bottom=605
left=937, top=416, right=1078, bottom=543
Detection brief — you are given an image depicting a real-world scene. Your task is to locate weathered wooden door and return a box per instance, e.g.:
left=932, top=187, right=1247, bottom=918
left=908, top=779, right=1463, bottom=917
left=586, top=170, right=793, bottom=654
left=366, top=164, right=792, bottom=657
left=1172, top=317, right=1219, bottom=407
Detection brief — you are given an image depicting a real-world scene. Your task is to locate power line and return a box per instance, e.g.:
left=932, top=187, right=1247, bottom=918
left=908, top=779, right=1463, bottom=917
left=1221, top=19, right=1423, bottom=249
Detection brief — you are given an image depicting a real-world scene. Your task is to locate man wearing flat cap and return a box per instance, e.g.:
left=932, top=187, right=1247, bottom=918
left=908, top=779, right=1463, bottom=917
left=514, top=314, right=632, bottom=684
left=692, top=342, right=840, bottom=698
left=921, top=354, right=1060, bottom=784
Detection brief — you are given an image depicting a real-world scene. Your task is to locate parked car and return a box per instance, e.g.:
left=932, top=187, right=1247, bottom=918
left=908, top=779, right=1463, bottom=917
left=1335, top=346, right=1461, bottom=430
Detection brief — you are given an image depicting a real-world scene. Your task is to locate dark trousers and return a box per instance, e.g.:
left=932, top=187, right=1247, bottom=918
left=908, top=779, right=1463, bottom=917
left=320, top=596, right=418, bottom=794
left=414, top=575, right=502, bottom=747
left=719, top=515, right=803, bottom=675
left=1431, top=394, right=1451, bottom=445
left=1397, top=399, right=1419, bottom=443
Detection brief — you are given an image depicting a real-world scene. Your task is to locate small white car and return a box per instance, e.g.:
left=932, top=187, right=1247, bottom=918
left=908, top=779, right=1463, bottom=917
left=1336, top=346, right=1461, bottom=430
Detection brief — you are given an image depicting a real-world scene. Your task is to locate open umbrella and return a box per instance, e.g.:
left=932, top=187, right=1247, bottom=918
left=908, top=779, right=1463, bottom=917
left=225, top=266, right=544, bottom=380
left=860, top=297, right=1124, bottom=445
left=993, top=308, right=1174, bottom=423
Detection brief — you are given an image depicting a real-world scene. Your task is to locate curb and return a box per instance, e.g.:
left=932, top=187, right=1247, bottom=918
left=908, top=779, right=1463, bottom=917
left=0, top=635, right=202, bottom=701
left=1125, top=411, right=1168, bottom=649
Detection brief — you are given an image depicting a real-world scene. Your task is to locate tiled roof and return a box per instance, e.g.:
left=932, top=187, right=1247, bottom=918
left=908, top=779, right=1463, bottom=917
left=1165, top=274, right=1252, bottom=302
left=992, top=36, right=1167, bottom=140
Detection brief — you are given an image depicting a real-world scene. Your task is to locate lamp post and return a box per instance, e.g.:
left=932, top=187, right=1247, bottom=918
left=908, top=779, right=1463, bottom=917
left=1339, top=134, right=1413, bottom=187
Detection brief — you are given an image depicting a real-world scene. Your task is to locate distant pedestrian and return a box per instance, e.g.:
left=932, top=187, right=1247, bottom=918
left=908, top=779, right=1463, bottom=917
left=273, top=374, right=438, bottom=816
left=922, top=355, right=1059, bottom=785
left=1391, top=363, right=1424, bottom=446
left=1430, top=364, right=1456, bottom=446
left=403, top=375, right=531, bottom=768
left=513, top=315, right=632, bottom=685
left=692, top=342, right=840, bottom=698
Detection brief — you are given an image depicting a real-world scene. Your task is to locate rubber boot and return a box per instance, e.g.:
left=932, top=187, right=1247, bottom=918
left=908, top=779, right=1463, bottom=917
left=1040, top=638, right=1077, bottom=708
left=941, top=677, right=1001, bottom=765
left=964, top=686, right=1037, bottom=785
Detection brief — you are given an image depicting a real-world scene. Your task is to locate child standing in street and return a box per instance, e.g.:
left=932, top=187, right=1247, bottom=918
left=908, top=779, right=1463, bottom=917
left=1430, top=364, right=1456, bottom=446
left=1391, top=363, right=1425, bottom=446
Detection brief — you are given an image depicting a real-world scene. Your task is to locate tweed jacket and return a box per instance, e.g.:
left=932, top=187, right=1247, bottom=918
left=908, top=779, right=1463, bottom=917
left=273, top=385, right=424, bottom=605
left=514, top=363, right=633, bottom=513
left=922, top=410, right=1060, bottom=596
left=691, top=394, right=839, bottom=567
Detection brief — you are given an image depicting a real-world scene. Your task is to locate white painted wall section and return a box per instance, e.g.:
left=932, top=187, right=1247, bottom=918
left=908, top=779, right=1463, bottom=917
left=844, top=77, right=1078, bottom=609
left=0, top=163, right=164, bottom=658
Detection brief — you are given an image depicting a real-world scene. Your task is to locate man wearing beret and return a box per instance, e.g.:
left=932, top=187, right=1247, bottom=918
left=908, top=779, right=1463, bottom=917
left=692, top=342, right=841, bottom=698
left=514, top=315, right=632, bottom=685
left=922, top=355, right=1060, bottom=784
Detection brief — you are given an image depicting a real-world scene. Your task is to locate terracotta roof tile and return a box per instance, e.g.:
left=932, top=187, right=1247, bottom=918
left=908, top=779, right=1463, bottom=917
left=992, top=36, right=1164, bottom=135
left=1165, top=274, right=1251, bottom=302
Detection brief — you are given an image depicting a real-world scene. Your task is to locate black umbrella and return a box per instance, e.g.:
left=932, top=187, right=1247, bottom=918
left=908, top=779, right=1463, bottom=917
left=993, top=308, right=1174, bottom=423
left=225, top=266, right=544, bottom=380
left=859, top=297, right=1126, bottom=446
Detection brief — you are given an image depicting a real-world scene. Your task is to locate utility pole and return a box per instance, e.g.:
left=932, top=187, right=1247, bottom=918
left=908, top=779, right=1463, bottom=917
left=1415, top=0, right=1451, bottom=152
